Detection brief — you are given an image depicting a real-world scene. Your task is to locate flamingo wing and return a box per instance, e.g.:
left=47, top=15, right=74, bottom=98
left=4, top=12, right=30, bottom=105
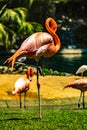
left=20, top=32, right=53, bottom=52
left=13, top=78, right=30, bottom=94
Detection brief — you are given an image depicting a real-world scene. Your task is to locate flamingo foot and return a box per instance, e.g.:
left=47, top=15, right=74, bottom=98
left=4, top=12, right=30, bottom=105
left=83, top=103, right=85, bottom=109
left=20, top=104, right=22, bottom=108
left=78, top=102, right=80, bottom=109
left=4, top=55, right=16, bottom=70
left=4, top=57, right=12, bottom=64
left=24, top=104, right=26, bottom=109
left=4, top=48, right=27, bottom=69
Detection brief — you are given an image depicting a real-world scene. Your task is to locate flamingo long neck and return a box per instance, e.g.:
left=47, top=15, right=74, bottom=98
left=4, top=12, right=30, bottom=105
left=26, top=67, right=34, bottom=80
left=26, top=72, right=31, bottom=80
left=26, top=74, right=30, bottom=80
left=45, top=18, right=61, bottom=52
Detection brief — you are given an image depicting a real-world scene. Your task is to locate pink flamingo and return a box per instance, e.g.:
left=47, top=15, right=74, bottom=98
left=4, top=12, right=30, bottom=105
left=4, top=17, right=61, bottom=118
left=12, top=67, right=34, bottom=108
left=64, top=79, right=87, bottom=109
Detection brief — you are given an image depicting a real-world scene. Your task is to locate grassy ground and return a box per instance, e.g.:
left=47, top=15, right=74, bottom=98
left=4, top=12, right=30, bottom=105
left=0, top=74, right=87, bottom=130
left=0, top=105, right=87, bottom=130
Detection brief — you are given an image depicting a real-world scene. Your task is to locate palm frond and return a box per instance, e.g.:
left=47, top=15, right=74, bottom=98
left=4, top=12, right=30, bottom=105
left=0, top=7, right=43, bottom=49
left=30, top=22, right=43, bottom=32
left=0, top=23, right=9, bottom=46
left=14, top=7, right=28, bottom=21
left=18, top=21, right=34, bottom=38
left=0, top=23, right=16, bottom=49
left=0, top=8, right=22, bottom=26
left=0, top=4, right=7, bottom=17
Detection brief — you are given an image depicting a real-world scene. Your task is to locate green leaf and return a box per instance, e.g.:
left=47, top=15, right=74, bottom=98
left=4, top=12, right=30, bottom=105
left=14, top=7, right=28, bottom=21
left=1, top=8, right=21, bottom=26
left=18, top=21, right=34, bottom=38
left=0, top=23, right=16, bottom=49
left=30, top=22, right=43, bottom=32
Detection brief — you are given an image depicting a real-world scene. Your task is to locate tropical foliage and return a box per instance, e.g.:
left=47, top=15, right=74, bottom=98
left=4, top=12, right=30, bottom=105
left=0, top=1, right=43, bottom=49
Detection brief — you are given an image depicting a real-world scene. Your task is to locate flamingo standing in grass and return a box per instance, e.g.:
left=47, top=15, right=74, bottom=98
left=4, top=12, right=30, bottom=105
left=4, top=17, right=61, bottom=118
left=64, top=79, right=87, bottom=109
left=12, top=67, right=34, bottom=108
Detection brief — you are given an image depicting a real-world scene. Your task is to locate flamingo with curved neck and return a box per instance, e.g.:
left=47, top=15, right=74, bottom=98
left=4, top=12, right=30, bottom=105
left=4, top=17, right=61, bottom=118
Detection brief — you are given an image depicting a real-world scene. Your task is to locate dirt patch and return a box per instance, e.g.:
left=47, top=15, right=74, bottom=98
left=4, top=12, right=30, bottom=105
left=0, top=74, right=85, bottom=100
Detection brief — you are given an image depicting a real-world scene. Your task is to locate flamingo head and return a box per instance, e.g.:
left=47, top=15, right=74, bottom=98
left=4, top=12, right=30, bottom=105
left=27, top=67, right=35, bottom=81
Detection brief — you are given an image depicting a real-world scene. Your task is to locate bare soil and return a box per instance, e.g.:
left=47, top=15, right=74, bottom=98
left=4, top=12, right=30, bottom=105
left=0, top=74, right=85, bottom=100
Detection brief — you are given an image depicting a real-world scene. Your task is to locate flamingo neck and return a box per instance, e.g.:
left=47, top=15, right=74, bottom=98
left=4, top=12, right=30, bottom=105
left=26, top=67, right=34, bottom=81
left=26, top=74, right=31, bottom=81
left=45, top=17, right=61, bottom=52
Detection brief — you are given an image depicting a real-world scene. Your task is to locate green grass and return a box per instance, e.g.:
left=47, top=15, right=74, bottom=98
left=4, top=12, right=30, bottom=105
left=0, top=99, right=87, bottom=130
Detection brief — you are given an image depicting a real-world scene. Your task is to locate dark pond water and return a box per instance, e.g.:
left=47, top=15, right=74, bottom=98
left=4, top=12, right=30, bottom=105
left=56, top=54, right=87, bottom=74
left=39, top=53, right=87, bottom=75
left=1, top=53, right=87, bottom=75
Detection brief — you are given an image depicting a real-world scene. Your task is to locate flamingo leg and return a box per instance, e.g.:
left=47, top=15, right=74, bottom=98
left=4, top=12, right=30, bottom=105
left=81, top=72, right=83, bottom=77
left=83, top=91, right=85, bottom=109
left=4, top=49, right=28, bottom=70
left=24, top=92, right=26, bottom=108
left=36, top=62, right=42, bottom=119
left=38, top=66, right=44, bottom=76
left=78, top=91, right=82, bottom=109
left=19, top=93, right=22, bottom=108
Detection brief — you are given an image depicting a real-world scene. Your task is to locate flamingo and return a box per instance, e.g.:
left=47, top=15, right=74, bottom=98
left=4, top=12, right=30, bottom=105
left=76, top=65, right=87, bottom=76
left=64, top=79, right=87, bottom=109
left=4, top=17, right=61, bottom=118
left=12, top=67, right=34, bottom=108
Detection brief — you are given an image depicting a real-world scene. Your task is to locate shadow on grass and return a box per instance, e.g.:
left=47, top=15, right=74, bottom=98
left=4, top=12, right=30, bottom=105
left=0, top=117, right=42, bottom=122
left=0, top=97, right=87, bottom=110
left=0, top=117, right=25, bottom=121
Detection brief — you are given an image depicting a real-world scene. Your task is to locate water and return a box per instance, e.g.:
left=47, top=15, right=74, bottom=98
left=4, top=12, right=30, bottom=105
left=40, top=53, right=87, bottom=75
left=56, top=54, right=87, bottom=74
left=1, top=53, right=87, bottom=75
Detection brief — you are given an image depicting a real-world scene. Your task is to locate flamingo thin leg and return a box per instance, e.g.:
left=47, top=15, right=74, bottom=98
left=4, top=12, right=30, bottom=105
left=83, top=91, right=85, bottom=109
left=36, top=62, right=42, bottom=119
left=78, top=91, right=82, bottom=109
left=24, top=92, right=26, bottom=108
left=19, top=93, right=22, bottom=108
